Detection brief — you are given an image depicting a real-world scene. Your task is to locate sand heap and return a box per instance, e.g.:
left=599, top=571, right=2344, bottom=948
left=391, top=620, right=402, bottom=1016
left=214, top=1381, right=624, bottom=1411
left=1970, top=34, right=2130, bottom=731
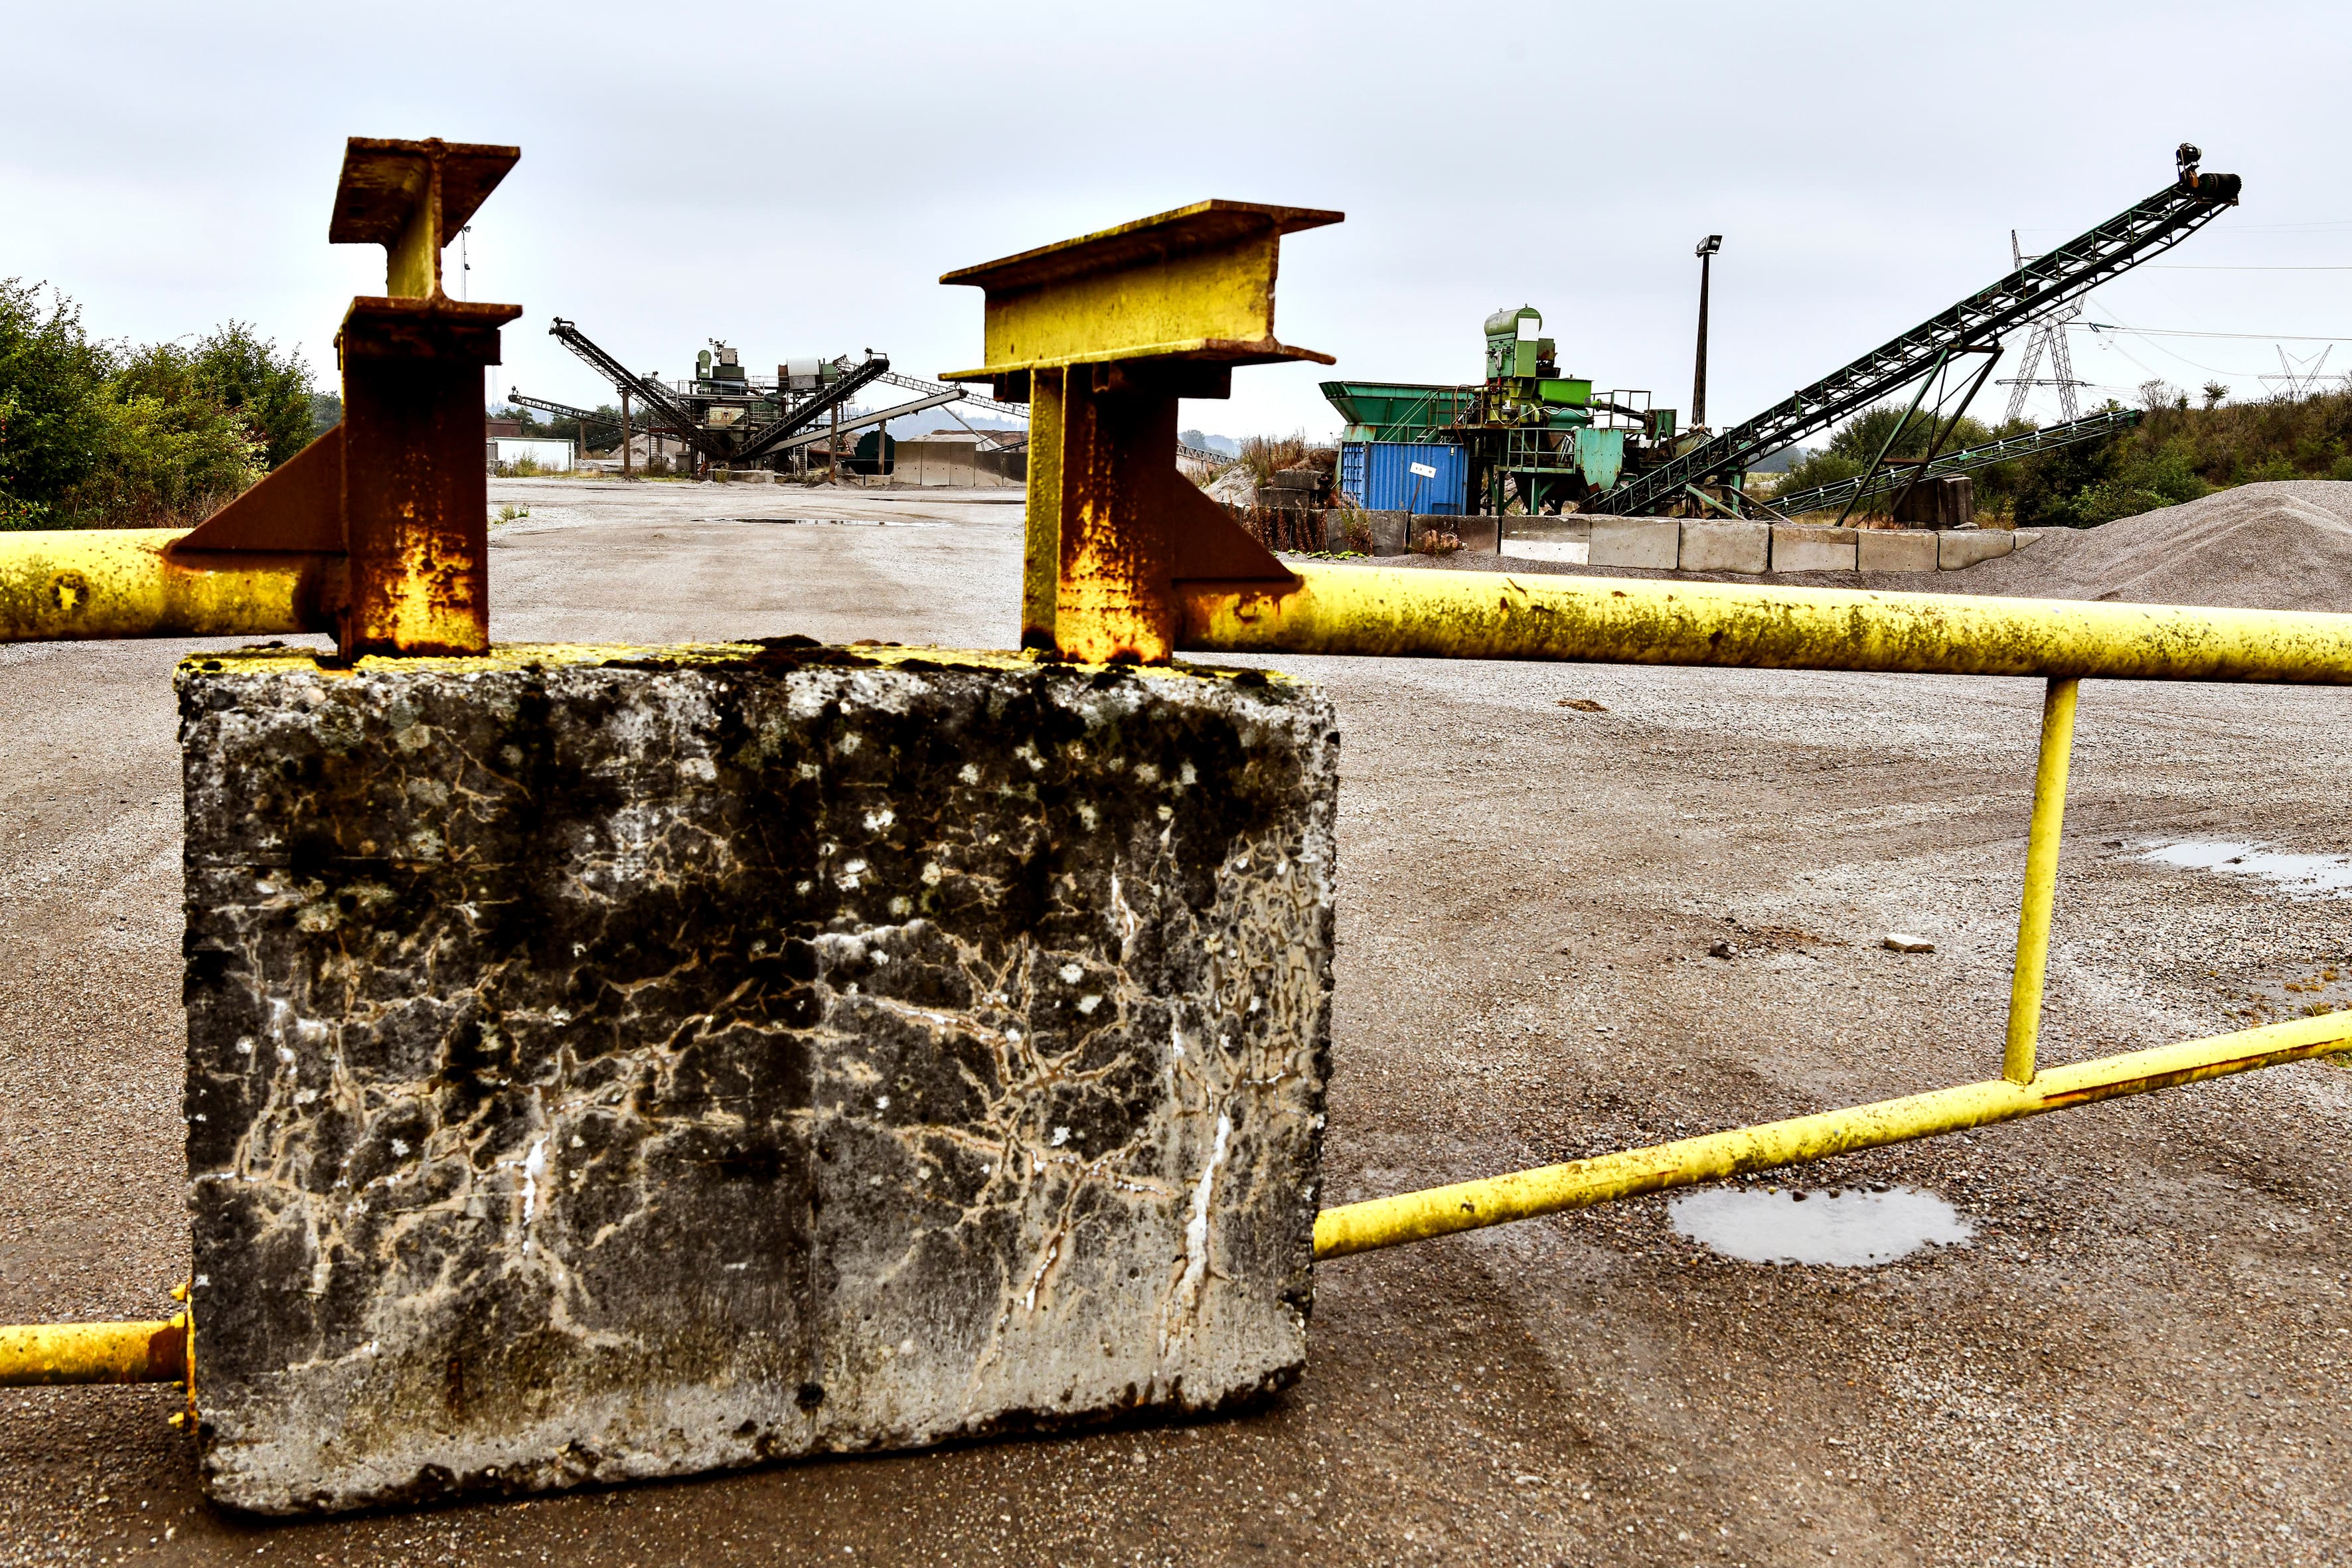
left=1974, top=480, right=2352, bottom=611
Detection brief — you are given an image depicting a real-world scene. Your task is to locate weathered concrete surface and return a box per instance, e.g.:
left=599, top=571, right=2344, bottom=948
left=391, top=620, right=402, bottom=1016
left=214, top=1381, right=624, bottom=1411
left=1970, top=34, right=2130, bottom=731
left=1588, top=516, right=1680, bottom=570
left=1320, top=510, right=1410, bottom=556
left=1940, top=528, right=2016, bottom=569
left=1770, top=524, right=1859, bottom=573
left=177, top=642, right=1336, bottom=1515
left=1424, top=516, right=1499, bottom=554
left=1678, top=520, right=1770, bottom=574
left=1857, top=528, right=1939, bottom=573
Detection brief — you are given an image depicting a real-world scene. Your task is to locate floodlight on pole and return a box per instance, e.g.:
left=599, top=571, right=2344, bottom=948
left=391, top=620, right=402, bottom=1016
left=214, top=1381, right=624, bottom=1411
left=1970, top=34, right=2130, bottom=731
left=1693, top=235, right=1723, bottom=429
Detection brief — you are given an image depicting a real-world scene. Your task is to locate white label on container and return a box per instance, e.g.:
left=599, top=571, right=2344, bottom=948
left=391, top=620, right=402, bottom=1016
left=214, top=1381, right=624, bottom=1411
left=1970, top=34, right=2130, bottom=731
left=1409, top=461, right=1438, bottom=479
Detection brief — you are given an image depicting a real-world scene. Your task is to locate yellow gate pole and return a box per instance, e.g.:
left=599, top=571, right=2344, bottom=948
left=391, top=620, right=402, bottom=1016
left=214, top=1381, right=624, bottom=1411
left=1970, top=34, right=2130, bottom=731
left=1312, top=1011, right=2352, bottom=1259
left=1178, top=564, right=2352, bottom=685
left=0, top=1316, right=189, bottom=1386
left=2005, top=677, right=2081, bottom=1083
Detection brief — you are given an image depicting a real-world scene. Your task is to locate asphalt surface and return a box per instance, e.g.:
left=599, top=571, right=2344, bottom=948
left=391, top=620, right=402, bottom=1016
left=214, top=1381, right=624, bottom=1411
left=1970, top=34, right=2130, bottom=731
left=3, top=477, right=2347, bottom=1565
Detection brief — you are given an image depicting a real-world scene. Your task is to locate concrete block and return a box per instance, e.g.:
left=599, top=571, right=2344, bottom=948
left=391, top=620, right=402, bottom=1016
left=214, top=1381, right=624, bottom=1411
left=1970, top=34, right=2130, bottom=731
left=1857, top=529, right=1939, bottom=573
left=1588, top=516, right=1681, bottom=570
left=1677, top=520, right=1770, bottom=574
left=1330, top=509, right=1413, bottom=556
left=179, top=645, right=1337, bottom=1514
left=1508, top=517, right=1591, bottom=544
left=1771, top=525, right=1858, bottom=574
left=1938, top=529, right=2015, bottom=570
left=1420, top=516, right=1497, bottom=553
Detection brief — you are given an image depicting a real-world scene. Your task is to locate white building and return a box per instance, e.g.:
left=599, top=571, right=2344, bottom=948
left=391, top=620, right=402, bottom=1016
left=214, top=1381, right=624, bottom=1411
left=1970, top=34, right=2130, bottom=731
left=486, top=436, right=576, bottom=473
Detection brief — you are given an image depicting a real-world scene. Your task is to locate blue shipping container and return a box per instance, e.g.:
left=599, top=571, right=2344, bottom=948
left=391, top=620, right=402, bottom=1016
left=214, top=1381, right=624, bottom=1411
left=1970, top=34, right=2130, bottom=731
left=1338, top=441, right=1466, bottom=514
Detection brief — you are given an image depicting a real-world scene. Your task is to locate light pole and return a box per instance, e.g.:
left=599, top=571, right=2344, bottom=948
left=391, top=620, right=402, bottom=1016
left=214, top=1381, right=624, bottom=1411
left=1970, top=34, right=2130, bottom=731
left=1692, top=234, right=1722, bottom=430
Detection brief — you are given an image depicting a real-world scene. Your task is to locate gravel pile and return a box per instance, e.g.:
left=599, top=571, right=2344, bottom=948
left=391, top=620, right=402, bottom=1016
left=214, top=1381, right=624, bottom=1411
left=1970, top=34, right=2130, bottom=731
left=1970, top=480, right=2352, bottom=610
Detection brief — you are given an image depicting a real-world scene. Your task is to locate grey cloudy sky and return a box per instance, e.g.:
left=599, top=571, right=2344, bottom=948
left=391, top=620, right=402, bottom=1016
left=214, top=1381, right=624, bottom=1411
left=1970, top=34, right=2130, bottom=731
left=6, top=1, right=2347, bottom=440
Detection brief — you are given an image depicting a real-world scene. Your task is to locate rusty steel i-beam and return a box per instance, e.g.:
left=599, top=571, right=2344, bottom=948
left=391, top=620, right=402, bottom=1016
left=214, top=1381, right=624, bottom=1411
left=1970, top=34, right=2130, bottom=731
left=0, top=136, right=519, bottom=657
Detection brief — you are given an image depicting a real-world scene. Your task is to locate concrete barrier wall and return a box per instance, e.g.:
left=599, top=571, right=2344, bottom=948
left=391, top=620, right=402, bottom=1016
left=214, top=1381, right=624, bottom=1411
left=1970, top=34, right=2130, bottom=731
left=179, top=646, right=1336, bottom=1514
left=1305, top=510, right=2017, bottom=575
left=1571, top=520, right=2016, bottom=576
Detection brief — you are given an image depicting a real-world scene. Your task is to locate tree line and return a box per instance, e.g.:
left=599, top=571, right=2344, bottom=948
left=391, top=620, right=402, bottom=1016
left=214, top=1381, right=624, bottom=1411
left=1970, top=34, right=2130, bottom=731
left=1, top=279, right=319, bottom=530
left=1779, top=378, right=2352, bottom=526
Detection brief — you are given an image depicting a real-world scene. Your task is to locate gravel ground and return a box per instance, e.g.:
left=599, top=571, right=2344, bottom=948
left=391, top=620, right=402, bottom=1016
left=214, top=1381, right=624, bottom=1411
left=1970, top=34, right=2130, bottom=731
left=2, top=476, right=2346, bottom=1565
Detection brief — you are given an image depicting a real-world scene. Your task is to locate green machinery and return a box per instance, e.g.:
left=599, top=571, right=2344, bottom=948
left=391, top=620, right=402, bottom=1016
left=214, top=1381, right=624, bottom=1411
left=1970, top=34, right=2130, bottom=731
left=1324, top=147, right=2242, bottom=519
left=1321, top=305, right=1693, bottom=517
left=1462, top=305, right=1688, bottom=515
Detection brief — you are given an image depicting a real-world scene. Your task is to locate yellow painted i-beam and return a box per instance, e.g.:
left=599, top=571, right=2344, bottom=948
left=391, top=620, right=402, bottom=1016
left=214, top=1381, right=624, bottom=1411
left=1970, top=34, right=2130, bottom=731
left=2005, top=677, right=2081, bottom=1083
left=1311, top=1012, right=2352, bottom=1259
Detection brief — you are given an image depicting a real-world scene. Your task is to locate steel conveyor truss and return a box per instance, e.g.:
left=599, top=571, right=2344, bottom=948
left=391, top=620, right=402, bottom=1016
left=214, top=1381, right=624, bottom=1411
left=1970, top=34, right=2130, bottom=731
left=1772, top=408, right=2144, bottom=517
left=1591, top=149, right=2239, bottom=516
left=505, top=392, right=623, bottom=447
left=547, top=318, right=731, bottom=462
left=729, top=354, right=894, bottom=463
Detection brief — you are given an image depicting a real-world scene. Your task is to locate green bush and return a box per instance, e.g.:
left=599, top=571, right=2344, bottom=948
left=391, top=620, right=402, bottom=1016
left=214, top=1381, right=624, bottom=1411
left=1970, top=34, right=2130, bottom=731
left=187, top=321, right=315, bottom=468
left=0, top=280, right=311, bottom=529
left=1798, top=384, right=2352, bottom=528
left=0, top=280, right=116, bottom=527
left=64, top=346, right=266, bottom=526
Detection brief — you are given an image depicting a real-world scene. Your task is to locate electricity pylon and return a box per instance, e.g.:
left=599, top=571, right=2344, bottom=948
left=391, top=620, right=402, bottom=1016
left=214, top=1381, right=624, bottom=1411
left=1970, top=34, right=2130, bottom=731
left=1998, top=229, right=2086, bottom=424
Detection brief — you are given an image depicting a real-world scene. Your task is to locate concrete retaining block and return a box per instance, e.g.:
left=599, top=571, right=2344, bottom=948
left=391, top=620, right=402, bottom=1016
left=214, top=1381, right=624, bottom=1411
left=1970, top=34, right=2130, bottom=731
left=1419, top=516, right=1498, bottom=553
left=1326, top=512, right=1411, bottom=554
left=1938, top=529, right=2015, bottom=569
left=1588, top=516, right=1680, bottom=570
left=1323, top=509, right=1411, bottom=555
left=1857, top=529, right=1938, bottom=573
left=179, top=644, right=1336, bottom=1514
left=1506, top=518, right=1591, bottom=544
left=1771, top=525, right=1858, bottom=574
left=1678, top=520, right=1770, bottom=574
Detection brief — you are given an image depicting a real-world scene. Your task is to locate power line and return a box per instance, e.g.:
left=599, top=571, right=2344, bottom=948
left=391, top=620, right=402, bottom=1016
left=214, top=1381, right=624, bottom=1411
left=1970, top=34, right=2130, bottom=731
left=2145, top=264, right=2352, bottom=271
left=2080, top=324, right=2352, bottom=342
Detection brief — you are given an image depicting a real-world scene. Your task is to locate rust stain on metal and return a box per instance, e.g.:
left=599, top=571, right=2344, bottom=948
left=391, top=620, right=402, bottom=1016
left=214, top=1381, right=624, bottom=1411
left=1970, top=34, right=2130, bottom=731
left=943, top=205, right=1318, bottom=663
left=1, top=135, right=519, bottom=659
left=332, top=138, right=520, bottom=658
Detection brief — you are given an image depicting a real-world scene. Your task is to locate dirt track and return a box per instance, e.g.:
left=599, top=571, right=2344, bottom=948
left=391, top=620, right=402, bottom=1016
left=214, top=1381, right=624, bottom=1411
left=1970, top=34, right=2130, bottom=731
left=3, top=478, right=2347, bottom=1566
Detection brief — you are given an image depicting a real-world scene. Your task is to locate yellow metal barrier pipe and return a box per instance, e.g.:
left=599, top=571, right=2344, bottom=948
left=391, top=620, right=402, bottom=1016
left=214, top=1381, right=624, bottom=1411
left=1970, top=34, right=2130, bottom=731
left=1312, top=1011, right=2352, bottom=1259
left=0, top=530, right=330, bottom=643
left=1180, top=564, right=2352, bottom=684
left=0, top=1315, right=189, bottom=1387
left=2005, top=677, right=2080, bottom=1083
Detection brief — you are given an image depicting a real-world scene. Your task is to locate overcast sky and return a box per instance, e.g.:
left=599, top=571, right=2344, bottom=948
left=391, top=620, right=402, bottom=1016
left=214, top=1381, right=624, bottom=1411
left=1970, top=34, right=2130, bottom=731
left=6, top=2, right=2346, bottom=442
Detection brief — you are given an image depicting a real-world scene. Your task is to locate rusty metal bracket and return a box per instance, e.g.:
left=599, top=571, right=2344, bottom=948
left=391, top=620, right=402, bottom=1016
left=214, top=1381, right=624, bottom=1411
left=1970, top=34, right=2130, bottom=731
left=942, top=200, right=1338, bottom=663
left=176, top=135, right=523, bottom=657
left=0, top=136, right=523, bottom=657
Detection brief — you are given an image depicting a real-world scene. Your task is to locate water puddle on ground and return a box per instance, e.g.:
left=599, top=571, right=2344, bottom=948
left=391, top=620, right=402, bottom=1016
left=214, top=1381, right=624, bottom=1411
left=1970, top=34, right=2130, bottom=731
left=2132, top=839, right=2352, bottom=900
left=1669, top=1184, right=1974, bottom=1267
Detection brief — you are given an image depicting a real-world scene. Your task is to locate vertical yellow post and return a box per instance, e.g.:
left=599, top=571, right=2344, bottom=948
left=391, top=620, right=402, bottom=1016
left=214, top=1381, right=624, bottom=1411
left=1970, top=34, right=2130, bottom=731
left=2005, top=676, right=2082, bottom=1083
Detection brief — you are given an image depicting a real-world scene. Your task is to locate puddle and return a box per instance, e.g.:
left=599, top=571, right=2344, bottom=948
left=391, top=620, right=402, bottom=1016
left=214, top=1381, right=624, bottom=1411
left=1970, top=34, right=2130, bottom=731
left=1501, top=538, right=1588, bottom=564
left=2132, top=838, right=2352, bottom=900
left=1669, top=1184, right=1974, bottom=1267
